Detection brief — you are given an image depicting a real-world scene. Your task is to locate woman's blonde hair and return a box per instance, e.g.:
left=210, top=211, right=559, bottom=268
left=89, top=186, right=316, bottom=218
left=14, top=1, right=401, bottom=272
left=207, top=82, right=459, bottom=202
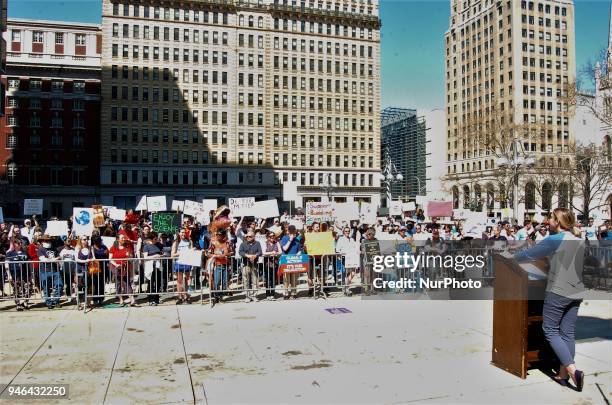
left=551, top=208, right=580, bottom=237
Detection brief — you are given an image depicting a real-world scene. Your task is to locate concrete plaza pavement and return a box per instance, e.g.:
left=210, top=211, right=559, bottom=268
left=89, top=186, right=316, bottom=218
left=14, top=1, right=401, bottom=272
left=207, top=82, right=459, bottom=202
left=0, top=296, right=610, bottom=404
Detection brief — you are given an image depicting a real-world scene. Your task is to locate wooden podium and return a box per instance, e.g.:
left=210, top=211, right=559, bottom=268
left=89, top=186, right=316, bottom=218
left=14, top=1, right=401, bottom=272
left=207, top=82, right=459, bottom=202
left=491, top=254, right=557, bottom=378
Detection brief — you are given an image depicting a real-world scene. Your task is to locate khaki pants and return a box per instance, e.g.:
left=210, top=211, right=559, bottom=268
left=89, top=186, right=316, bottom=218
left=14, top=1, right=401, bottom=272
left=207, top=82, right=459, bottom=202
left=242, top=263, right=258, bottom=299
left=283, top=272, right=298, bottom=296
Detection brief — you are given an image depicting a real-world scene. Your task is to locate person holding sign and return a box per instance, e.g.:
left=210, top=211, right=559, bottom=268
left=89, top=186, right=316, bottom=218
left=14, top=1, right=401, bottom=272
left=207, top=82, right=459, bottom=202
left=335, top=227, right=357, bottom=296
left=239, top=231, right=262, bottom=303
left=171, top=229, right=193, bottom=304
left=109, top=234, right=137, bottom=307
left=280, top=225, right=303, bottom=299
left=4, top=238, right=31, bottom=310
left=361, top=228, right=378, bottom=295
left=207, top=229, right=233, bottom=306
left=37, top=235, right=62, bottom=309
left=143, top=233, right=166, bottom=306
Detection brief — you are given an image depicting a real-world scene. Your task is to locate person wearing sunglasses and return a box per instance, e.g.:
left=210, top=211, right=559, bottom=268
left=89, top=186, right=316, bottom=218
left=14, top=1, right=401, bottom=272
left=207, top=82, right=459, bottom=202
left=262, top=233, right=281, bottom=300
left=239, top=231, right=262, bottom=303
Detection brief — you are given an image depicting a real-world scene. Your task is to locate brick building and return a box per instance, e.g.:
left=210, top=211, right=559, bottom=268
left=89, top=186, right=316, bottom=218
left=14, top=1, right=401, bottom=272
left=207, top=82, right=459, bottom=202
left=1, top=19, right=101, bottom=218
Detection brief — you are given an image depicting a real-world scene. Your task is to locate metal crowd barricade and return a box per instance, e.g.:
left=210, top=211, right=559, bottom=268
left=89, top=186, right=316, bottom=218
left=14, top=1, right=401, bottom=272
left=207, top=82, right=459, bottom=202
left=1, top=259, right=82, bottom=308
left=584, top=242, right=612, bottom=291
left=317, top=253, right=358, bottom=296
left=82, top=256, right=208, bottom=309
left=206, top=255, right=312, bottom=306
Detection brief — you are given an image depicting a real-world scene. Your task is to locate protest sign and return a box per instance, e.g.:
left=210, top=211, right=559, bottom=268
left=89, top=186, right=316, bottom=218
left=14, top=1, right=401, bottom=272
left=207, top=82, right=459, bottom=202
left=146, top=196, right=167, bottom=212
left=24, top=199, right=43, bottom=215
left=377, top=232, right=403, bottom=241
left=278, top=254, right=310, bottom=274
left=255, top=234, right=267, bottom=247
left=92, top=205, right=105, bottom=228
left=183, top=200, right=204, bottom=216
left=306, top=202, right=335, bottom=223
left=195, top=211, right=210, bottom=226
left=415, top=195, right=427, bottom=206
left=362, top=240, right=380, bottom=263
left=305, top=231, right=335, bottom=255
left=152, top=212, right=180, bottom=234
left=287, top=219, right=304, bottom=229
left=177, top=249, right=203, bottom=267
left=377, top=216, right=389, bottom=225
left=171, top=200, right=185, bottom=212
left=282, top=182, right=298, bottom=201
left=486, top=218, right=499, bottom=227
left=501, top=208, right=514, bottom=220
left=453, top=209, right=467, bottom=219
left=389, top=201, right=403, bottom=216
left=109, top=207, right=126, bottom=221
left=359, top=202, right=377, bottom=224
left=102, top=236, right=116, bottom=249
left=253, top=199, right=279, bottom=218
left=72, top=208, right=94, bottom=236
left=426, top=201, right=453, bottom=217
left=229, top=197, right=256, bottom=217
left=463, top=210, right=487, bottom=225
left=45, top=221, right=69, bottom=237
left=135, top=195, right=147, bottom=211
left=402, top=202, right=416, bottom=212
left=333, top=202, right=360, bottom=222
left=343, top=240, right=361, bottom=268
left=202, top=199, right=218, bottom=212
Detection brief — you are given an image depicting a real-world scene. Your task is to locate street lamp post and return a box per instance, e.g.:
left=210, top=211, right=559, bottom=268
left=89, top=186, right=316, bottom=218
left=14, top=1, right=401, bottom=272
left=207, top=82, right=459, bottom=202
left=380, top=151, right=403, bottom=205
left=497, top=140, right=536, bottom=222
left=414, top=176, right=423, bottom=196
left=322, top=173, right=335, bottom=202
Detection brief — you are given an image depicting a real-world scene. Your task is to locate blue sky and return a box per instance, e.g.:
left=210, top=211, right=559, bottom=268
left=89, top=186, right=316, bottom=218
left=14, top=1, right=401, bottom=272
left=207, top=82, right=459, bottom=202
left=8, top=0, right=610, bottom=109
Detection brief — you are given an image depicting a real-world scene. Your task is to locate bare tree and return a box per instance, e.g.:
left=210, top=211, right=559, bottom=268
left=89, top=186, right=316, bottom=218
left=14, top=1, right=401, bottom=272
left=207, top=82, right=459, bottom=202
left=444, top=105, right=564, bottom=214
left=578, top=47, right=607, bottom=90
left=567, top=143, right=612, bottom=222
left=565, top=48, right=612, bottom=129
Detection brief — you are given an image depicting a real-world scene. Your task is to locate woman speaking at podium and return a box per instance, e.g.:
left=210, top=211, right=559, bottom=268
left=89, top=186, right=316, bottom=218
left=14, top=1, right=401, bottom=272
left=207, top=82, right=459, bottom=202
left=513, top=208, right=585, bottom=391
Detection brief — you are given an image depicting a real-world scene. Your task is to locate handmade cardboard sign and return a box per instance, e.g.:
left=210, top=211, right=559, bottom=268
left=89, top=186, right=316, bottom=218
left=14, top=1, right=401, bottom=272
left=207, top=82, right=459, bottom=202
left=45, top=221, right=69, bottom=237
left=73, top=208, right=94, bottom=236
left=253, top=199, right=279, bottom=218
left=109, top=207, right=126, bottom=221
left=146, top=196, right=167, bottom=212
left=333, top=202, right=360, bottom=222
left=152, top=212, right=180, bottom=234
left=92, top=205, right=105, bottom=228
left=202, top=199, right=218, bottom=212
left=305, top=231, right=335, bottom=255
left=229, top=197, right=256, bottom=217
left=178, top=249, right=202, bottom=266
left=389, top=201, right=403, bottom=216
left=306, top=202, right=335, bottom=223
left=171, top=200, right=185, bottom=212
left=24, top=199, right=43, bottom=215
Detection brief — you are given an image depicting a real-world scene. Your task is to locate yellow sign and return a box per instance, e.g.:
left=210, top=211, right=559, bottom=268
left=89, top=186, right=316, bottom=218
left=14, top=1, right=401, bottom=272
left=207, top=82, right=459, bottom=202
left=305, top=231, right=335, bottom=255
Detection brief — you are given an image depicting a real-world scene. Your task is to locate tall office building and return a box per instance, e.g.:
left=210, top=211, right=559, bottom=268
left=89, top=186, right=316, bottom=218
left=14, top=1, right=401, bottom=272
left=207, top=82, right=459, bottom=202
left=0, top=0, right=7, bottom=117
left=1, top=19, right=101, bottom=218
left=380, top=107, right=426, bottom=200
left=101, top=0, right=381, bottom=209
left=445, top=0, right=576, bottom=219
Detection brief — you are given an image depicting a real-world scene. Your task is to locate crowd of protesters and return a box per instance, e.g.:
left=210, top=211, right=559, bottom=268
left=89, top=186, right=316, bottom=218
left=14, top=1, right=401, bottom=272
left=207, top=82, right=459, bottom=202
left=1, top=206, right=610, bottom=311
